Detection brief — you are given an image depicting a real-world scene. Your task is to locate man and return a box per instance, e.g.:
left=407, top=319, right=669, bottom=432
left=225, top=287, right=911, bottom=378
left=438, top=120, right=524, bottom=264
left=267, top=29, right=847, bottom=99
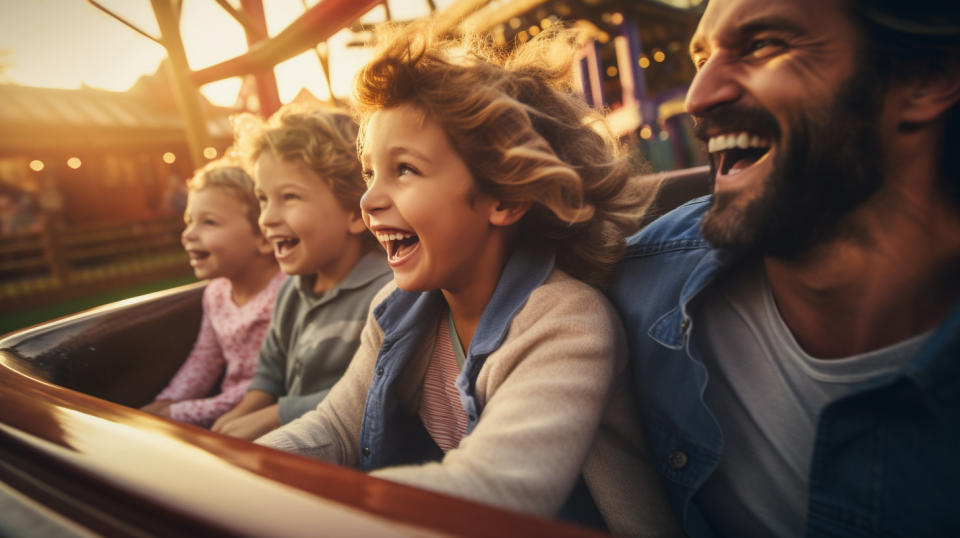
left=608, top=0, right=960, bottom=535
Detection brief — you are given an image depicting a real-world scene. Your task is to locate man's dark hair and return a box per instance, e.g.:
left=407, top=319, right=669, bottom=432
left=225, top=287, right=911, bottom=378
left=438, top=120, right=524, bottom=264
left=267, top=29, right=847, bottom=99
left=846, top=0, right=960, bottom=204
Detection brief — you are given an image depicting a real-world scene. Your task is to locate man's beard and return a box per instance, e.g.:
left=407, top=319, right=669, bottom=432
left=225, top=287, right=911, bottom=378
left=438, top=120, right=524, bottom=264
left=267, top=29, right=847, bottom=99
left=698, top=68, right=886, bottom=260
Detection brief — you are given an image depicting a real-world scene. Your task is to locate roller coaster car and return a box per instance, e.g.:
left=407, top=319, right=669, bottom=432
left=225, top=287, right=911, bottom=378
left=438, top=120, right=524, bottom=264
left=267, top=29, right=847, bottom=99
left=0, top=167, right=710, bottom=537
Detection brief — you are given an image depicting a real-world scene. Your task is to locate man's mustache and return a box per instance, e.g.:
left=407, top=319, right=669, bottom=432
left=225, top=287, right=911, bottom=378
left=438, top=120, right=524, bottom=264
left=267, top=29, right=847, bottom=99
left=692, top=106, right=781, bottom=143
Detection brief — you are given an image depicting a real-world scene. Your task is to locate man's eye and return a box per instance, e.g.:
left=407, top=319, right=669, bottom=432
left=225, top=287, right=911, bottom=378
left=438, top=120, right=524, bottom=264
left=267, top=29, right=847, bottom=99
left=745, top=38, right=783, bottom=57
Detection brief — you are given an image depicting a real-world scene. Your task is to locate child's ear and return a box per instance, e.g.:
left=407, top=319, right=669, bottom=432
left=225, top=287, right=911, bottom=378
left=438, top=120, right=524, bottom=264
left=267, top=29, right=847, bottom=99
left=347, top=211, right=367, bottom=235
left=256, top=234, right=273, bottom=256
left=896, top=64, right=960, bottom=125
left=489, top=200, right=532, bottom=227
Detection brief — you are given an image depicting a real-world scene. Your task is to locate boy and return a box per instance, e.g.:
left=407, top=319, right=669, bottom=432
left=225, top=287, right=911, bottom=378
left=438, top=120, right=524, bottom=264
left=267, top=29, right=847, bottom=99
left=212, top=105, right=391, bottom=441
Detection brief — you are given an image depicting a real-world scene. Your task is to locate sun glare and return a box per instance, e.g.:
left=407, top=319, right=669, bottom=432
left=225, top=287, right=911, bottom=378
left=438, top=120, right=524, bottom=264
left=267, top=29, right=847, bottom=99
left=0, top=0, right=453, bottom=107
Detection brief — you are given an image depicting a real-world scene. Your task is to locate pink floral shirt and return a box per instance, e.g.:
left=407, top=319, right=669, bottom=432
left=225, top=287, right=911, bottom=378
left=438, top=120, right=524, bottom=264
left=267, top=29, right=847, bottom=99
left=156, top=272, right=285, bottom=427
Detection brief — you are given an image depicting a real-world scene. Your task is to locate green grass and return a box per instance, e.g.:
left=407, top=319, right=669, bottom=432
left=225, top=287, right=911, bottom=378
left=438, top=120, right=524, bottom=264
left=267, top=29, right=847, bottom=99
left=0, top=274, right=198, bottom=337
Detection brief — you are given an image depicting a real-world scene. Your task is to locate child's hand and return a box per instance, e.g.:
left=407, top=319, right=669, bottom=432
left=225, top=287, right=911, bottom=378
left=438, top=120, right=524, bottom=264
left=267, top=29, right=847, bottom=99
left=141, top=399, right=174, bottom=418
left=212, top=404, right=281, bottom=441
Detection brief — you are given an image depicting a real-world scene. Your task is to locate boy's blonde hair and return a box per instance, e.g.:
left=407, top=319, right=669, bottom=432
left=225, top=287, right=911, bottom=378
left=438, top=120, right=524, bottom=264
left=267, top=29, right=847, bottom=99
left=187, top=160, right=260, bottom=233
left=237, top=103, right=364, bottom=214
left=235, top=103, right=376, bottom=249
left=353, top=23, right=652, bottom=286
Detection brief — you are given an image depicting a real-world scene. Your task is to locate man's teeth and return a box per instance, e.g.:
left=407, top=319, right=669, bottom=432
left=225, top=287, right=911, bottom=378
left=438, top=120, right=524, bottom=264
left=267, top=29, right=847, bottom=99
left=375, top=231, right=415, bottom=242
left=708, top=132, right=770, bottom=153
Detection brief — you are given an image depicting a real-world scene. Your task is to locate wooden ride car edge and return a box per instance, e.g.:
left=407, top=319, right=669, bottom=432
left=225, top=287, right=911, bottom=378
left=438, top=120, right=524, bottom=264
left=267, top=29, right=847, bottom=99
left=0, top=295, right=602, bottom=538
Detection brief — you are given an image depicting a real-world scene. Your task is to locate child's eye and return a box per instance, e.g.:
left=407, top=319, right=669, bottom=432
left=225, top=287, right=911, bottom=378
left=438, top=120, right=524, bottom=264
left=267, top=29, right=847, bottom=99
left=398, top=163, right=419, bottom=177
left=282, top=192, right=300, bottom=201
left=203, top=218, right=217, bottom=226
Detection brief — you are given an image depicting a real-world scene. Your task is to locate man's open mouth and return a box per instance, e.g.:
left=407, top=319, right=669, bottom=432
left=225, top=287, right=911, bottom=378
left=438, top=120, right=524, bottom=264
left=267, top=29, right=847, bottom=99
left=708, top=131, right=773, bottom=175
left=375, top=231, right=420, bottom=262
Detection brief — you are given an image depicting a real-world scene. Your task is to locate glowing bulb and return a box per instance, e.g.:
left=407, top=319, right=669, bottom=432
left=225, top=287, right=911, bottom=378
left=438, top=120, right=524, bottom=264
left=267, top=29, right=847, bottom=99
left=611, top=12, right=624, bottom=25
left=29, top=160, right=45, bottom=172
left=639, top=126, right=653, bottom=140
left=162, top=152, right=176, bottom=164
left=653, top=50, right=666, bottom=63
left=67, top=157, right=82, bottom=169
left=203, top=146, right=218, bottom=159
left=529, top=25, right=540, bottom=36
left=639, top=57, right=651, bottom=69
left=606, top=66, right=618, bottom=77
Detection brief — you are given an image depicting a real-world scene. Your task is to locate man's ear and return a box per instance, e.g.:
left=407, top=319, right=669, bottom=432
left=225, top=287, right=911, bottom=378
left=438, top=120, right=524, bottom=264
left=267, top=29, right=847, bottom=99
left=489, top=200, right=532, bottom=227
left=897, top=64, right=960, bottom=125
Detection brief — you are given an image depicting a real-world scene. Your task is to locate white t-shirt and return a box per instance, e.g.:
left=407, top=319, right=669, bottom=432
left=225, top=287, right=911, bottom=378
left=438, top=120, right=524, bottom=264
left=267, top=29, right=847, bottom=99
left=694, top=262, right=931, bottom=537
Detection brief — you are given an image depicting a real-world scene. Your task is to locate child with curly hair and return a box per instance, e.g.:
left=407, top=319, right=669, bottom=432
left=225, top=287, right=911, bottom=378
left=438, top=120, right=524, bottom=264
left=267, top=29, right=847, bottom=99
left=211, top=105, right=391, bottom=440
left=257, top=24, right=678, bottom=535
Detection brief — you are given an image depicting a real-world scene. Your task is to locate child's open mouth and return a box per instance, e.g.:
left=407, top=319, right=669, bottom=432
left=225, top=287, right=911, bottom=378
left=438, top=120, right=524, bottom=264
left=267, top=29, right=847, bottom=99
left=273, top=237, right=300, bottom=258
left=187, top=249, right=210, bottom=267
left=375, top=231, right=420, bottom=264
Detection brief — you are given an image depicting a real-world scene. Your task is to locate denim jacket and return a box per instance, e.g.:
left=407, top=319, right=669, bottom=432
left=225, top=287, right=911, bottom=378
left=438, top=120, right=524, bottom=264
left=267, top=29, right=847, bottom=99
left=357, top=245, right=609, bottom=526
left=357, top=244, right=556, bottom=470
left=608, top=196, right=960, bottom=537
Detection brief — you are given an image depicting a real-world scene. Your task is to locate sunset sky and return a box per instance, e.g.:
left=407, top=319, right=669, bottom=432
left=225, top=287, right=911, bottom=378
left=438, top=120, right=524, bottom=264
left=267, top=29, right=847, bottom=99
left=0, top=0, right=446, bottom=107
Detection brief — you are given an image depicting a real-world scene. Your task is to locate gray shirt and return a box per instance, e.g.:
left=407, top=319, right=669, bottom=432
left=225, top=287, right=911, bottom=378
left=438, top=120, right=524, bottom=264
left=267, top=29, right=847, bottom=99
left=247, top=251, right=392, bottom=423
left=694, top=262, right=930, bottom=537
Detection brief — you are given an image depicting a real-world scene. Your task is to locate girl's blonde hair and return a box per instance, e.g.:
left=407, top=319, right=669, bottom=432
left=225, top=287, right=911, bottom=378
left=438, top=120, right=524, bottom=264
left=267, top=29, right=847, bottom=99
left=353, top=23, right=652, bottom=286
left=187, top=160, right=260, bottom=233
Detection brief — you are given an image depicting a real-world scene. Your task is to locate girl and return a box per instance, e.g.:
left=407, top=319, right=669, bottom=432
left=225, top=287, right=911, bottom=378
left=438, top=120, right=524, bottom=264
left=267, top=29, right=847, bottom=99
left=257, top=25, right=679, bottom=536
left=142, top=162, right=284, bottom=428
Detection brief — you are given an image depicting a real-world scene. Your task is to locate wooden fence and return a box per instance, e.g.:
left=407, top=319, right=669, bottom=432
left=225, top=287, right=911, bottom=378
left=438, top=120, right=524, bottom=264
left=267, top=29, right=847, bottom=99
left=0, top=217, right=191, bottom=314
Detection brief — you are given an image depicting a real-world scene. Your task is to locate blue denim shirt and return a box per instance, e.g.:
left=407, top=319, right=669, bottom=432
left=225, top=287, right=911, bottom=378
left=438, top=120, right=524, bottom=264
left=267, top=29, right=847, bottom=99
left=608, top=196, right=960, bottom=537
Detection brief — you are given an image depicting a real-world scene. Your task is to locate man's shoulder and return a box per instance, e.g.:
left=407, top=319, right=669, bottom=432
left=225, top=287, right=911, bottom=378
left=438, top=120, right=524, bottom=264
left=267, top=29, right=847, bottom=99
left=626, top=195, right=712, bottom=257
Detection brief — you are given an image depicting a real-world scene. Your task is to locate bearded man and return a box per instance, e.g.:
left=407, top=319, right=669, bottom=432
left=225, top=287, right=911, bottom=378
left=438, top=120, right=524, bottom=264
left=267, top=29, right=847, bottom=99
left=608, top=0, right=960, bottom=535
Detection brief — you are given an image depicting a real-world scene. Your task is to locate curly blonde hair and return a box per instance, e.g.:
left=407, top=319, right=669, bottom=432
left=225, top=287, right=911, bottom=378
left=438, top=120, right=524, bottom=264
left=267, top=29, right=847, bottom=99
left=234, top=102, right=376, bottom=249
left=187, top=159, right=260, bottom=234
left=353, top=23, right=652, bottom=286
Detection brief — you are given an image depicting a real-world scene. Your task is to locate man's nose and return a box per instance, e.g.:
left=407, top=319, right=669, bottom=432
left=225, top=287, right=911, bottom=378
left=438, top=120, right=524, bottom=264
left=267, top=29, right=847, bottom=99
left=685, top=55, right=742, bottom=118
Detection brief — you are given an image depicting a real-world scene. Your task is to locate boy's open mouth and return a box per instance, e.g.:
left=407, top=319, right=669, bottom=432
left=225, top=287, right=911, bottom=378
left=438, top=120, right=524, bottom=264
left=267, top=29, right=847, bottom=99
left=375, top=231, right=420, bottom=263
left=708, top=131, right=773, bottom=176
left=273, top=237, right=300, bottom=257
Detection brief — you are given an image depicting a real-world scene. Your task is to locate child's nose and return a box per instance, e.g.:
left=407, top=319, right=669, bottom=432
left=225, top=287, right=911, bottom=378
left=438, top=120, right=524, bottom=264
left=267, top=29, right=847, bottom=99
left=181, top=223, right=196, bottom=242
left=258, top=201, right=279, bottom=228
left=360, top=180, right=388, bottom=214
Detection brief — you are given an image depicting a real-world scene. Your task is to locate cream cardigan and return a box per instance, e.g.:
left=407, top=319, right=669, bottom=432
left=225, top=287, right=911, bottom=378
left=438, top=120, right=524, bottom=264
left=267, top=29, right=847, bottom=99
left=258, top=270, right=680, bottom=536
